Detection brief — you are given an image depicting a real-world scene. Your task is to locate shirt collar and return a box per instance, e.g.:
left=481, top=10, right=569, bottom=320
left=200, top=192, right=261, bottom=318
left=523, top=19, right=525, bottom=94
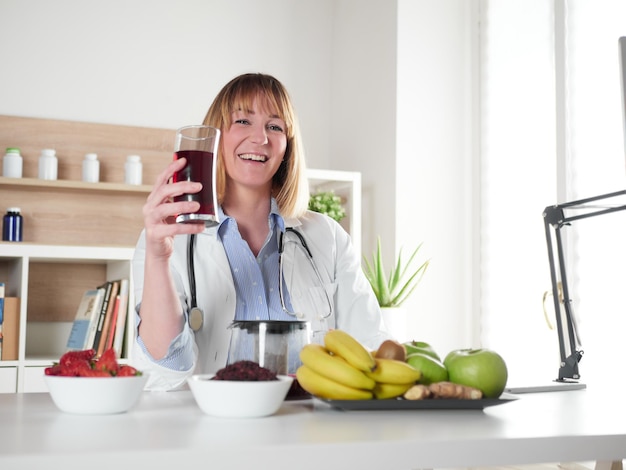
left=216, top=198, right=286, bottom=236
left=270, top=198, right=286, bottom=233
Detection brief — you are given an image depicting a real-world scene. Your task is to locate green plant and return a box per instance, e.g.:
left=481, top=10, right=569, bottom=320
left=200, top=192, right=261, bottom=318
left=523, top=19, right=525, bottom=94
left=363, top=237, right=430, bottom=308
left=308, top=191, right=346, bottom=222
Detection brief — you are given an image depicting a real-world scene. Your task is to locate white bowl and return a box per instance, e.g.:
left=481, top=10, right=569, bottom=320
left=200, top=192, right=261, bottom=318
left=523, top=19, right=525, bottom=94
left=44, top=374, right=148, bottom=415
left=187, top=374, right=293, bottom=418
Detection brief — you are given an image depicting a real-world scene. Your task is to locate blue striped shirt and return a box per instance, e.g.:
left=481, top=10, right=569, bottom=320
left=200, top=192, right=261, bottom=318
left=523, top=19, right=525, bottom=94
left=217, top=199, right=295, bottom=321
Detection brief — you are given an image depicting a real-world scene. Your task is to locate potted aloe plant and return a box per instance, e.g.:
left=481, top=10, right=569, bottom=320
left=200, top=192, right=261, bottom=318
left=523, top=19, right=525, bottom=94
left=363, top=237, right=430, bottom=341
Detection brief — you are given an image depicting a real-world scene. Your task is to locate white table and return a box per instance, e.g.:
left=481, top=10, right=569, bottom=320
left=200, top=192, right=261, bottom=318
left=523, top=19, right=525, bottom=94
left=0, top=387, right=624, bottom=470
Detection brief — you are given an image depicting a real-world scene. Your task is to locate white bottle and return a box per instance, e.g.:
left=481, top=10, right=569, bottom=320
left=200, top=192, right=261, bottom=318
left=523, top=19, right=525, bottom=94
left=2, top=147, right=23, bottom=178
left=82, top=153, right=100, bottom=183
left=125, top=155, right=142, bottom=185
left=38, top=148, right=58, bottom=180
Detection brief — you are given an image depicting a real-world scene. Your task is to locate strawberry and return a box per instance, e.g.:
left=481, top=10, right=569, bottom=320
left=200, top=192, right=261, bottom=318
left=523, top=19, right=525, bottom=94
left=117, top=365, right=140, bottom=377
left=63, top=358, right=92, bottom=376
left=94, top=348, right=119, bottom=374
left=44, top=364, right=63, bottom=376
left=79, top=368, right=111, bottom=377
left=59, top=349, right=96, bottom=368
left=46, top=349, right=143, bottom=379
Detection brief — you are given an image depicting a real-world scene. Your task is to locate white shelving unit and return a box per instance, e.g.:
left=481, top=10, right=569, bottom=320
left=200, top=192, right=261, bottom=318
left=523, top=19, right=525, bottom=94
left=0, top=244, right=135, bottom=393
left=0, top=169, right=361, bottom=393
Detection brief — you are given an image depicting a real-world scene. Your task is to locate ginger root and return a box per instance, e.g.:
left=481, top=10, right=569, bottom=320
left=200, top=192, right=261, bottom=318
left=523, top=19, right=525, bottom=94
left=428, top=381, right=483, bottom=399
left=403, top=384, right=431, bottom=400
left=403, top=381, right=483, bottom=400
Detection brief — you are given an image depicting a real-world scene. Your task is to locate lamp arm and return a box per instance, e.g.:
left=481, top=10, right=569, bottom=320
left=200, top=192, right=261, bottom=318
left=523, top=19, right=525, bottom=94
left=543, top=208, right=582, bottom=381
left=542, top=189, right=626, bottom=382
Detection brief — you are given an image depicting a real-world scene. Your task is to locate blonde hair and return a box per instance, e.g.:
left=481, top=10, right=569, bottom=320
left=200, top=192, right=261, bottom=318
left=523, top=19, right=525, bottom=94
left=203, top=73, right=310, bottom=219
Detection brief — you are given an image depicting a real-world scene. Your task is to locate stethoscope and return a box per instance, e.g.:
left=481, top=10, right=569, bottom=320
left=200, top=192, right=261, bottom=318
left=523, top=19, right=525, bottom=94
left=187, top=232, right=204, bottom=331
left=186, top=227, right=332, bottom=332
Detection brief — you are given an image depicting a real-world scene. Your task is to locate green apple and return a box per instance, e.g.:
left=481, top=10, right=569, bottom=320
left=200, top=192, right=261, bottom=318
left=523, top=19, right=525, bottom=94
left=403, top=341, right=441, bottom=361
left=444, top=348, right=508, bottom=398
left=406, top=352, right=448, bottom=385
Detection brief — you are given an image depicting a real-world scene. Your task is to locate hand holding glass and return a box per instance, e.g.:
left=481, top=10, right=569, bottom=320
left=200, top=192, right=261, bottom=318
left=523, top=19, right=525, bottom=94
left=173, top=125, right=221, bottom=226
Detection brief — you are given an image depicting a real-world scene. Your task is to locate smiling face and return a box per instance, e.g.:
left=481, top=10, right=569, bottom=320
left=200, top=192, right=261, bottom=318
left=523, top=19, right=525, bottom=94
left=203, top=73, right=310, bottom=218
left=221, top=99, right=287, bottom=196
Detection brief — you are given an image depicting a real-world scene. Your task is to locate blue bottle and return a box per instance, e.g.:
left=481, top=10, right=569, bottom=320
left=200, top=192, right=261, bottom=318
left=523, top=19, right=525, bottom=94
left=2, top=208, right=23, bottom=242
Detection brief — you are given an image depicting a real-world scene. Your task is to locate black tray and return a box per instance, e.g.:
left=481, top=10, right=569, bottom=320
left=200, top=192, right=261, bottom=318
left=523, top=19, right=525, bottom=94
left=319, top=395, right=517, bottom=411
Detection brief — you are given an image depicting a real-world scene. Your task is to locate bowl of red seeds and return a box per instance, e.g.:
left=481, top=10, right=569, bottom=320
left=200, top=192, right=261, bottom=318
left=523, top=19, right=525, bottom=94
left=187, top=360, right=293, bottom=418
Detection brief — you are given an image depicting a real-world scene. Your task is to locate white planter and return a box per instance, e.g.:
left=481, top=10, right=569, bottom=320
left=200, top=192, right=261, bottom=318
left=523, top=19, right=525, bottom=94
left=380, top=307, right=409, bottom=343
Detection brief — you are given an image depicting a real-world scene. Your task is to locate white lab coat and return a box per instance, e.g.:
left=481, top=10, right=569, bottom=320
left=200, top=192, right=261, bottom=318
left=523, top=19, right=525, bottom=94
left=131, top=210, right=389, bottom=390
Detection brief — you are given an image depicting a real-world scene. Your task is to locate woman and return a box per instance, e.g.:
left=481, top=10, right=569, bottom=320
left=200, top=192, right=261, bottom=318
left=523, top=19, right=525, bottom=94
left=132, top=73, right=389, bottom=390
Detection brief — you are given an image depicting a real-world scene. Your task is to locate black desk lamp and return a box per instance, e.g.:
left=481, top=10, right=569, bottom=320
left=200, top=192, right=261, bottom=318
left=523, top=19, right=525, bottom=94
left=543, top=189, right=626, bottom=381
left=536, top=36, right=626, bottom=387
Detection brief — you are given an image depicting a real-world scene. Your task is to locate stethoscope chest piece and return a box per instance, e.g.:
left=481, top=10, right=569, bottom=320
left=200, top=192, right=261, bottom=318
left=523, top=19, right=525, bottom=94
left=189, top=306, right=203, bottom=332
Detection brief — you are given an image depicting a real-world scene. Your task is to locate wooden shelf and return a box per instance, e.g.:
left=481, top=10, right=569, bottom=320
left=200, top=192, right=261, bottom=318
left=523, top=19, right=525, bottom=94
left=0, top=176, right=152, bottom=194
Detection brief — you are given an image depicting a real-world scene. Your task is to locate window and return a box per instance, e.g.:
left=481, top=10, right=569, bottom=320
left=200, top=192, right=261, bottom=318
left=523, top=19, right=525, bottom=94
left=479, top=0, right=626, bottom=384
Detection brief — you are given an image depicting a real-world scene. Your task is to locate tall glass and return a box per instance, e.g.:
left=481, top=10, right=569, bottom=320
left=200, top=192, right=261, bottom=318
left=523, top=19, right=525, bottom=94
left=172, top=125, right=220, bottom=226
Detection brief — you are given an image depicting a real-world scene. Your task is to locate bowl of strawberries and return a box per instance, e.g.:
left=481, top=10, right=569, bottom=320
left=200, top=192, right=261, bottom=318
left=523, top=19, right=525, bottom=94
left=44, top=348, right=147, bottom=414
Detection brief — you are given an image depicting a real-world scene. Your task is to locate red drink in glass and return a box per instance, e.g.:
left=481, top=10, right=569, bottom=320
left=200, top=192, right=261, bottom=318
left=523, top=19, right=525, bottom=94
left=173, top=150, right=216, bottom=223
left=172, top=125, right=220, bottom=226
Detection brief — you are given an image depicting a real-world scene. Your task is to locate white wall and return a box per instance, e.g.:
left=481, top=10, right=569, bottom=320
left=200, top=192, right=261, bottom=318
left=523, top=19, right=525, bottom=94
left=396, top=0, right=476, bottom=356
left=0, top=0, right=334, bottom=169
left=326, top=0, right=474, bottom=357
left=329, top=0, right=398, bottom=272
left=0, top=0, right=473, bottom=352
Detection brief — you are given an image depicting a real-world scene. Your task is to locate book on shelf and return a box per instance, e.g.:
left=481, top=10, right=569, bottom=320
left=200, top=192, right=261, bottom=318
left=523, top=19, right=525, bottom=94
left=1, top=297, right=20, bottom=361
left=112, top=279, right=129, bottom=358
left=104, top=294, right=121, bottom=353
left=66, top=288, right=106, bottom=351
left=90, top=281, right=113, bottom=353
left=84, top=285, right=107, bottom=351
left=95, top=280, right=120, bottom=357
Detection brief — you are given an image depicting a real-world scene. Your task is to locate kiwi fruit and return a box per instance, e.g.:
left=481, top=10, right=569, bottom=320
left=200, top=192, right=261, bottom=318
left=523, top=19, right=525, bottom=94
left=375, top=339, right=407, bottom=361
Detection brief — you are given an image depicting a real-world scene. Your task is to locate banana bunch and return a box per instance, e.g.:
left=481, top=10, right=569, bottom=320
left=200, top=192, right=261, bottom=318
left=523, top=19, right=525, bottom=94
left=296, top=330, right=422, bottom=400
left=296, top=330, right=375, bottom=400
left=367, top=357, right=422, bottom=399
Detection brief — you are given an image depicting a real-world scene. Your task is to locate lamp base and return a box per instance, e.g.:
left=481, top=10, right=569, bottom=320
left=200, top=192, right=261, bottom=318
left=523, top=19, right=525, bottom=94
left=505, top=379, right=586, bottom=394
